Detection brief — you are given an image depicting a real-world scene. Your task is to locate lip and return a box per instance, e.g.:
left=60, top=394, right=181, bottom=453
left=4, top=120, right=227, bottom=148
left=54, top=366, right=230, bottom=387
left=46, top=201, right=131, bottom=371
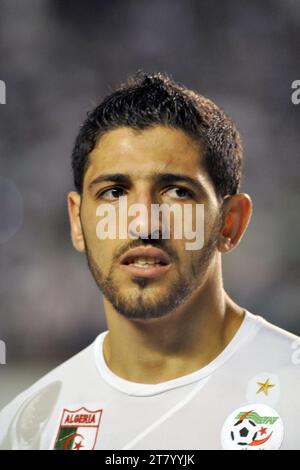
left=120, top=246, right=171, bottom=265
left=120, top=262, right=172, bottom=279
left=119, top=246, right=172, bottom=279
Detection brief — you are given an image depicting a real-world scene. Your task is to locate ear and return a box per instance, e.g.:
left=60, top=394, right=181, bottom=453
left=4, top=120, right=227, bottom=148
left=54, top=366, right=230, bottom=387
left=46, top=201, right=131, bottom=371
left=217, top=193, right=253, bottom=253
left=67, top=191, right=85, bottom=253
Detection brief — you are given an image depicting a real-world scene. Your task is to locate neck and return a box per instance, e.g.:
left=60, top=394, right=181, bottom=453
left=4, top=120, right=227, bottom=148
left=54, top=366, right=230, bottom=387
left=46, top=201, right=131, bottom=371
left=102, top=258, right=245, bottom=384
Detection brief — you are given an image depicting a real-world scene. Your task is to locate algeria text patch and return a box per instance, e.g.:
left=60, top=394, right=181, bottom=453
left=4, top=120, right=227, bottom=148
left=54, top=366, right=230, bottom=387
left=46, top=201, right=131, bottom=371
left=54, top=407, right=103, bottom=450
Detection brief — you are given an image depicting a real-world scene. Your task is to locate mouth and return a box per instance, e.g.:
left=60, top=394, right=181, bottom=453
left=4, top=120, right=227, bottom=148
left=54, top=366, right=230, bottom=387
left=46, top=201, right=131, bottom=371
left=119, top=246, right=173, bottom=279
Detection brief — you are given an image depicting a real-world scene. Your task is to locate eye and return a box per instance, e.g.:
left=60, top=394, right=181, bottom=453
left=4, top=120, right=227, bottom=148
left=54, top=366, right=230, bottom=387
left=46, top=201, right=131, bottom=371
left=163, top=187, right=194, bottom=200
left=97, top=187, right=127, bottom=200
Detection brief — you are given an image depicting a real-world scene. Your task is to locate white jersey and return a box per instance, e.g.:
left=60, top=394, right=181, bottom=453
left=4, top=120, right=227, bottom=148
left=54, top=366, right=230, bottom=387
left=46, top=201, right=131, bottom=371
left=1, top=310, right=300, bottom=450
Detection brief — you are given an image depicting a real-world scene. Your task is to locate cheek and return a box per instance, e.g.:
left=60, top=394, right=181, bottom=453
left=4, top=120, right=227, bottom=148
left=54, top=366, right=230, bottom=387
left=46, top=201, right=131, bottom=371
left=81, top=201, right=98, bottom=236
left=172, top=240, right=191, bottom=266
left=98, top=245, right=113, bottom=273
left=203, top=204, right=220, bottom=238
left=82, top=202, right=114, bottom=248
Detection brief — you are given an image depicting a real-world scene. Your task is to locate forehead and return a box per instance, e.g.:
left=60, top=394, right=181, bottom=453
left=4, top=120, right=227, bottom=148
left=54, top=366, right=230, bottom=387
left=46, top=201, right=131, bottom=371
left=85, top=125, right=209, bottom=184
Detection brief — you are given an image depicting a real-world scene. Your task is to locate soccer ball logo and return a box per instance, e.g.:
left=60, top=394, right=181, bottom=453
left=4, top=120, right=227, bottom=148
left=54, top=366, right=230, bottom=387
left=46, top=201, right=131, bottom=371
left=230, top=410, right=268, bottom=447
left=221, top=404, right=284, bottom=450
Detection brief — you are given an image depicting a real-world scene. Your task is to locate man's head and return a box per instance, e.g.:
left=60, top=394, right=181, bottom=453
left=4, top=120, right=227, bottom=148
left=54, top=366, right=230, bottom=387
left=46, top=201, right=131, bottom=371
left=67, top=72, right=252, bottom=321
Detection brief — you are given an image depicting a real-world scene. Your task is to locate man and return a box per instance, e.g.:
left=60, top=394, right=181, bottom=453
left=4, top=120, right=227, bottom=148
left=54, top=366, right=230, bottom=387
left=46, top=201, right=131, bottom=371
left=0, top=71, right=299, bottom=450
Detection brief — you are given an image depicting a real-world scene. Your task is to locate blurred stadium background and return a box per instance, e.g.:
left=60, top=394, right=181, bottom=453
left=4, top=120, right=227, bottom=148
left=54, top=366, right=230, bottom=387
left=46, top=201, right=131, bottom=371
left=0, top=0, right=299, bottom=409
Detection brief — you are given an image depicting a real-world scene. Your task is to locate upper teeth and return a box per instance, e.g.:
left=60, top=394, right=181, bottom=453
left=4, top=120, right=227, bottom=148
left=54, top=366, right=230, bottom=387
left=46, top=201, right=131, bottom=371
left=130, top=257, right=162, bottom=265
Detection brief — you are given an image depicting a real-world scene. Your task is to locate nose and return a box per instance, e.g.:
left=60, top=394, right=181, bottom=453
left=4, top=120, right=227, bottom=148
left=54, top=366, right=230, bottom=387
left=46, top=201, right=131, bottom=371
left=127, top=190, right=161, bottom=240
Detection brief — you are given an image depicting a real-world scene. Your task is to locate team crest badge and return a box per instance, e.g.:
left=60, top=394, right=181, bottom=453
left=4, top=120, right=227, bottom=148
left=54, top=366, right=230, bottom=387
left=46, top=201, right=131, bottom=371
left=54, top=407, right=103, bottom=450
left=221, top=404, right=284, bottom=450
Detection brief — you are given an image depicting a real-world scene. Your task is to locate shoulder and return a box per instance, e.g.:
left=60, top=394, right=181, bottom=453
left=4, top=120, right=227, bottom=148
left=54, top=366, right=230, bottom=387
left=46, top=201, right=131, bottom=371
left=244, top=311, right=300, bottom=394
left=0, top=337, right=98, bottom=448
left=251, top=312, right=300, bottom=362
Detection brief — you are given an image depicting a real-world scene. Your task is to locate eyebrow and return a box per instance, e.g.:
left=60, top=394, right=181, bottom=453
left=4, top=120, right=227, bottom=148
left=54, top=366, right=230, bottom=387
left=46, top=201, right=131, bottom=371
left=88, top=172, right=206, bottom=194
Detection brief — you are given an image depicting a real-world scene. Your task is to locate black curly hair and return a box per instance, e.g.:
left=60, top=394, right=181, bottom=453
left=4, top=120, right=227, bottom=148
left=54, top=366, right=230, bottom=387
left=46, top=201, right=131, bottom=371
left=71, top=71, right=243, bottom=199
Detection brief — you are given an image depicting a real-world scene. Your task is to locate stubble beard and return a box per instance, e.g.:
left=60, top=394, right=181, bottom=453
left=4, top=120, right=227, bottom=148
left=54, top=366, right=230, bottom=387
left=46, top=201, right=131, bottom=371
left=82, top=217, right=221, bottom=321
